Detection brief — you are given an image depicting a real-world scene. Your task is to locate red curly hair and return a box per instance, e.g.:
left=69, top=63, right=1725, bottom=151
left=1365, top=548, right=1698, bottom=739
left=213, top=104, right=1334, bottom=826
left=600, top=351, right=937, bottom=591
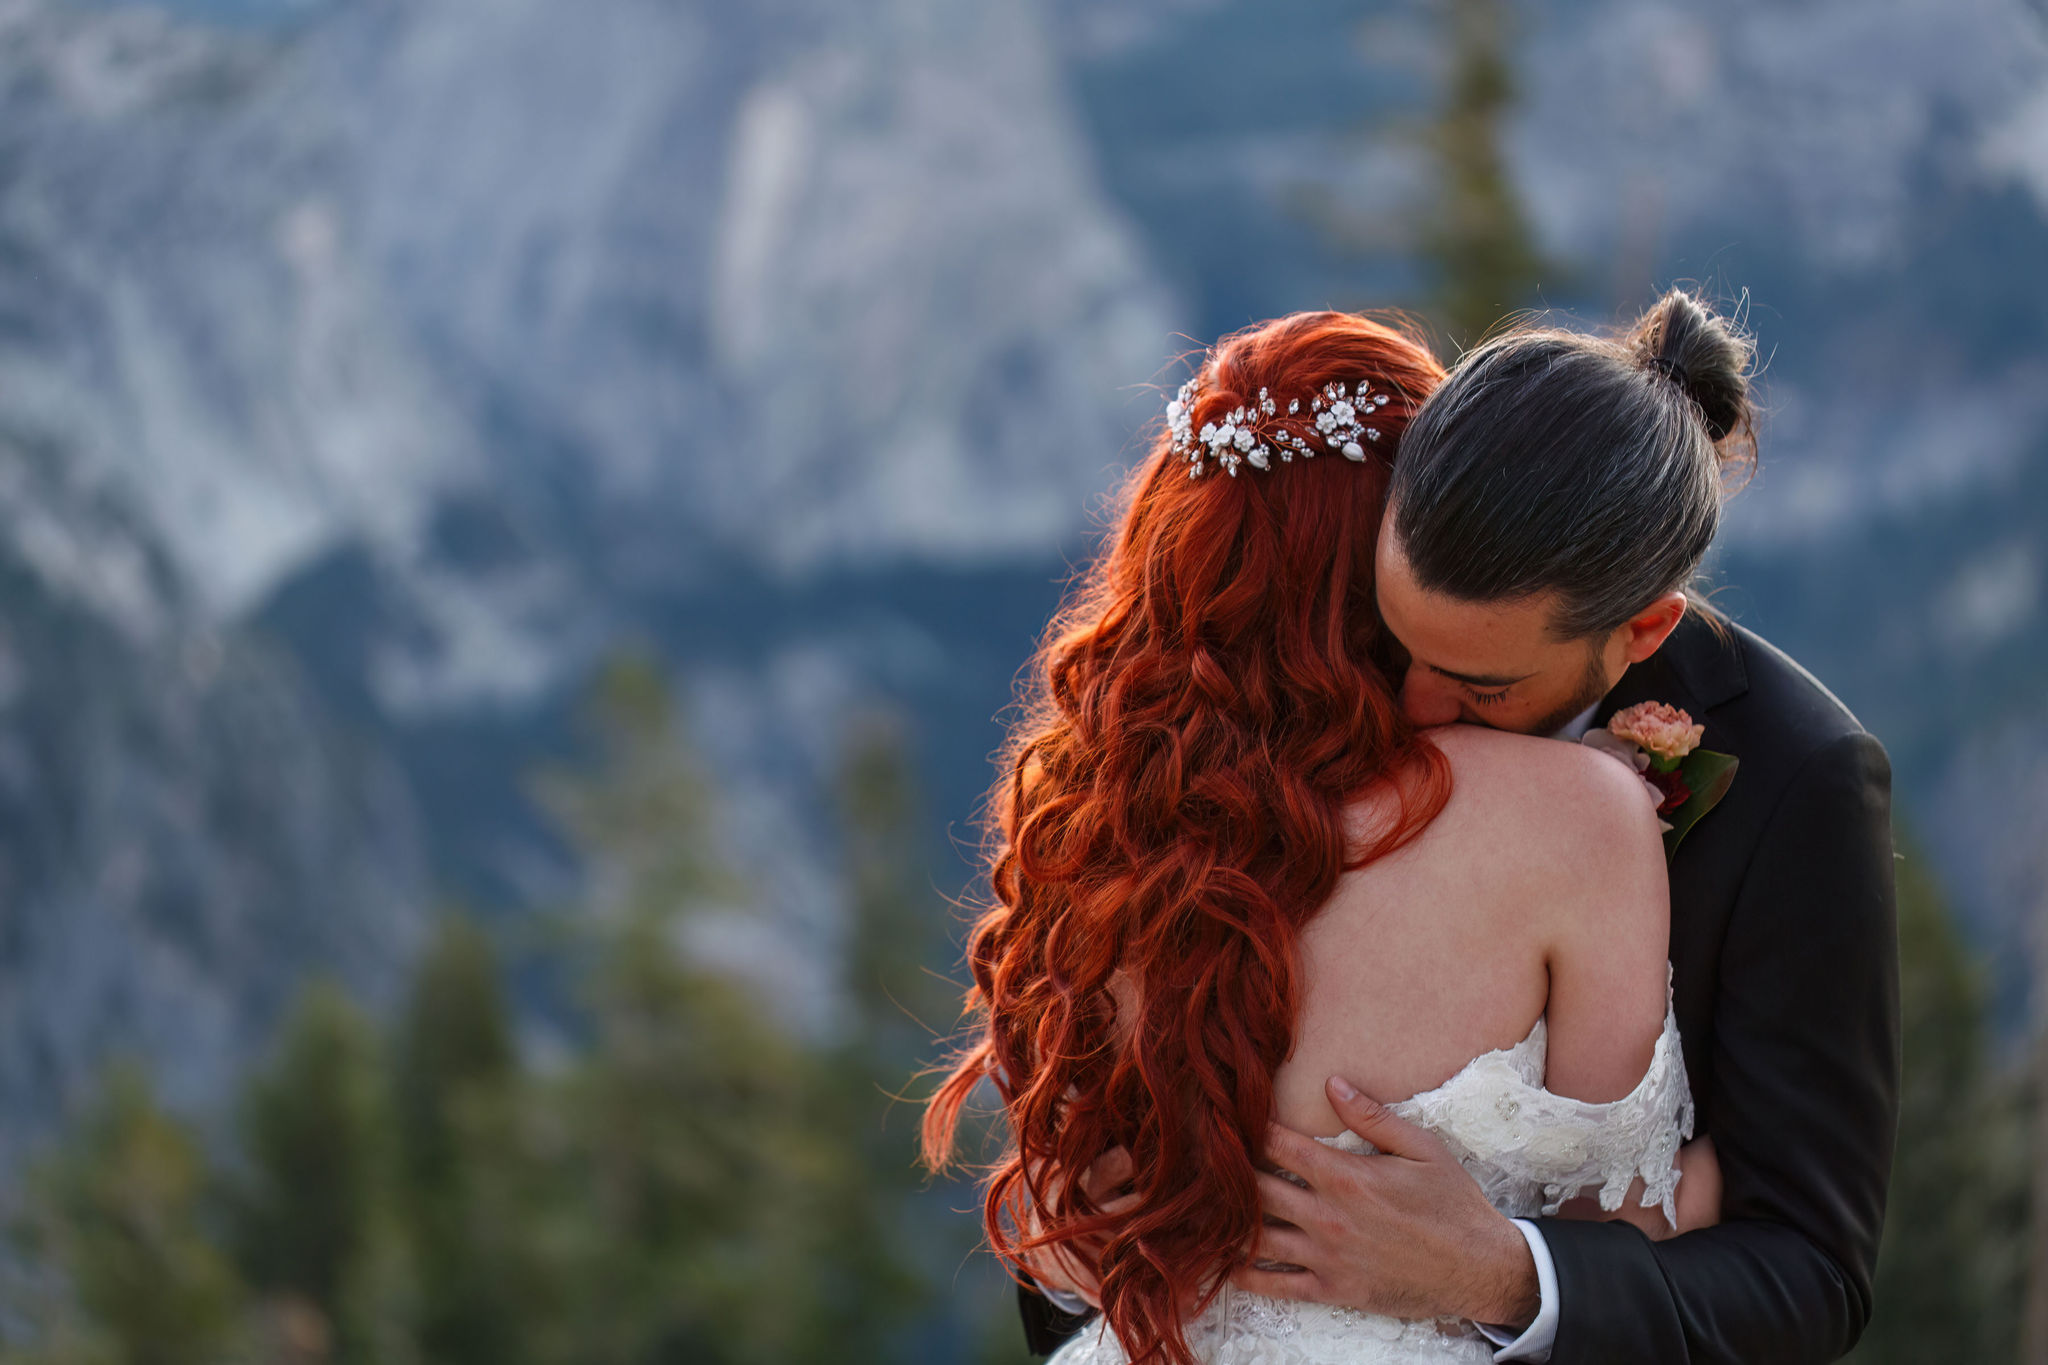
left=923, top=312, right=1453, bottom=1365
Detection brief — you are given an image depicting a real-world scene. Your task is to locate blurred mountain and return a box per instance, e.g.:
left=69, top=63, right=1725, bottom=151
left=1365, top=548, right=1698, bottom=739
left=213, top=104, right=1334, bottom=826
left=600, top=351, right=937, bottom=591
left=0, top=0, right=1174, bottom=1143
left=0, top=415, right=425, bottom=1170
left=0, top=0, right=2044, bottom=1158
left=1514, top=0, right=2048, bottom=1025
left=1057, top=0, right=2048, bottom=1024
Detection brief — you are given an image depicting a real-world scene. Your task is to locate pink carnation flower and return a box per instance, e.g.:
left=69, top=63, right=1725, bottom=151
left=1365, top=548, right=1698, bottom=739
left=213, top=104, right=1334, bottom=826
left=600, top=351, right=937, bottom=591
left=1607, top=702, right=1705, bottom=763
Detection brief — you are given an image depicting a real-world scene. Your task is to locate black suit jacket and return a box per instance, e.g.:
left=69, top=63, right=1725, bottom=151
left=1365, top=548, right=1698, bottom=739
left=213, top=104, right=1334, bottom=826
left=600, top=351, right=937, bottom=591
left=1540, top=616, right=1899, bottom=1363
left=1018, top=617, right=1901, bottom=1363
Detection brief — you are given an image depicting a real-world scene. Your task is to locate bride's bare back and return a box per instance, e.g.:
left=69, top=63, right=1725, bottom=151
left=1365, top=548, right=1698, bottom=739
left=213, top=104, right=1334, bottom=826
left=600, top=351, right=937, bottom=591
left=1273, top=723, right=1671, bottom=1140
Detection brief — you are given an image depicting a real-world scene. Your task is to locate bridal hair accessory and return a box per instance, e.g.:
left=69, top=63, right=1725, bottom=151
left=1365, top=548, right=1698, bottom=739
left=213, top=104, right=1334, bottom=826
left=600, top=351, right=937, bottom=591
left=1165, top=372, right=1393, bottom=478
left=1582, top=701, right=1739, bottom=859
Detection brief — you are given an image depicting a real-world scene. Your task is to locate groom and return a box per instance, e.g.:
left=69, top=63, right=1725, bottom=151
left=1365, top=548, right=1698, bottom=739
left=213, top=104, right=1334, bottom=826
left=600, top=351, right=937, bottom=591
left=1019, top=344, right=1899, bottom=1362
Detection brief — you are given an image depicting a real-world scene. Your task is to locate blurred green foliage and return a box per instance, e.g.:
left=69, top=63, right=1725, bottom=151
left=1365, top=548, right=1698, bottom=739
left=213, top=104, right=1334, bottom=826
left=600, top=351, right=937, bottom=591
left=1848, top=846, right=2030, bottom=1362
left=1420, top=0, right=1554, bottom=347
left=230, top=982, right=405, bottom=1363
left=0, top=656, right=1007, bottom=1365
left=5, top=1066, right=244, bottom=1365
left=0, top=668, right=2027, bottom=1364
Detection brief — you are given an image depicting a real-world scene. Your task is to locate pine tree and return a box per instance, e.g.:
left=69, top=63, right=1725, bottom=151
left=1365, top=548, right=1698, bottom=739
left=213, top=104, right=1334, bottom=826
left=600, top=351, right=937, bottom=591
left=838, top=713, right=953, bottom=1060
left=8, top=1066, right=245, bottom=1365
left=1, top=656, right=939, bottom=1365
left=228, top=980, right=392, bottom=1363
left=1418, top=0, right=1553, bottom=347
left=1297, top=0, right=1553, bottom=348
left=524, top=656, right=925, bottom=1365
left=531, top=655, right=815, bottom=1363
left=392, top=918, right=516, bottom=1200
left=2025, top=853, right=2048, bottom=1364
left=817, top=716, right=943, bottom=1339
left=388, top=916, right=531, bottom=1365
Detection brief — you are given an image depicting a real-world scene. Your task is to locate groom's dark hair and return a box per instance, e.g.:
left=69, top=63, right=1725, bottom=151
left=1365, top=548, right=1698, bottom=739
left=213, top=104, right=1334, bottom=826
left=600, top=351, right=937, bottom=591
left=1389, top=289, right=1756, bottom=638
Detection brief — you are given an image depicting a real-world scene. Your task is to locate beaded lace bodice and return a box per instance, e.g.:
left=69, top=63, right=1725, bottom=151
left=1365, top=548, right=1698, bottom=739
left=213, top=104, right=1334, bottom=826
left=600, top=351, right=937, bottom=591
left=1048, top=997, right=1693, bottom=1365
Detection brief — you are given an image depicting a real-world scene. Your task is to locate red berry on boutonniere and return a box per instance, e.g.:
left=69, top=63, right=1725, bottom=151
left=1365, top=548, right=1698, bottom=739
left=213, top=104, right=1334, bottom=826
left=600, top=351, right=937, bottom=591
left=1646, top=767, right=1692, bottom=817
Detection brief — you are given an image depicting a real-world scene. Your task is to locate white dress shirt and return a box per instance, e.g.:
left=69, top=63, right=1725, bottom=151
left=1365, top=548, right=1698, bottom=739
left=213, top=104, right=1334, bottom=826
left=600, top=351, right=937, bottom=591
left=1554, top=702, right=1601, bottom=743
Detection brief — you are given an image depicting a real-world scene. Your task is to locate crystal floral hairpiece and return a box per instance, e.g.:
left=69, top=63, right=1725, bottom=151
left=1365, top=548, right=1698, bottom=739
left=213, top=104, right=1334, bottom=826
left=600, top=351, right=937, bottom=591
left=1165, top=372, right=1392, bottom=478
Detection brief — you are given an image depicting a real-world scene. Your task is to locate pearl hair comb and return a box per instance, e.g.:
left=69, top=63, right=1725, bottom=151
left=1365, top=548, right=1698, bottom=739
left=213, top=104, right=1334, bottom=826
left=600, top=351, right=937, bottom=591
left=1166, top=373, right=1392, bottom=478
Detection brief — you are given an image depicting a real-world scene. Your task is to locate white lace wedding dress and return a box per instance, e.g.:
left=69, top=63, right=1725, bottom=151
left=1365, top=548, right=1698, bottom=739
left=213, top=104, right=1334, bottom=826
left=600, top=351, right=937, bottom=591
left=1048, top=997, right=1693, bottom=1365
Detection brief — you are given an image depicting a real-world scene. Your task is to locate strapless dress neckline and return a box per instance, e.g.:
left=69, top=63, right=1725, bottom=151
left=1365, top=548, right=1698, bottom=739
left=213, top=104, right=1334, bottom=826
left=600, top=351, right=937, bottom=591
left=1046, top=977, right=1694, bottom=1365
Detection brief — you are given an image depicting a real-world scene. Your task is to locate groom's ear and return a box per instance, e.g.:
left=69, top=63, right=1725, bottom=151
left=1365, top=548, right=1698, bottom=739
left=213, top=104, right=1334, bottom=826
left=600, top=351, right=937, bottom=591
left=1617, top=593, right=1689, bottom=665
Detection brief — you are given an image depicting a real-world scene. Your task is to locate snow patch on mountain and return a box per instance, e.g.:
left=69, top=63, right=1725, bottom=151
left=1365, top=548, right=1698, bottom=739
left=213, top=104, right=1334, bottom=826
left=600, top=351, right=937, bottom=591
left=0, top=0, right=485, bottom=628
left=9, top=0, right=1177, bottom=644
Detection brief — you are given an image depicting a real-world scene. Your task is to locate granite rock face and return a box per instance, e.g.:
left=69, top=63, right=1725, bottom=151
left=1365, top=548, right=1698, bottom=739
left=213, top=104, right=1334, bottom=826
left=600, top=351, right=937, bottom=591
left=0, top=415, right=427, bottom=1168
left=0, top=0, right=2044, bottom=1164
left=0, top=0, right=1178, bottom=1142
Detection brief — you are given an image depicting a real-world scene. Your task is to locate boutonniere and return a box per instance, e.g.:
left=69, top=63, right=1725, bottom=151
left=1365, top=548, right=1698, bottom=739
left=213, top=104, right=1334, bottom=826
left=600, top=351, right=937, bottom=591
left=1582, top=702, right=1738, bottom=859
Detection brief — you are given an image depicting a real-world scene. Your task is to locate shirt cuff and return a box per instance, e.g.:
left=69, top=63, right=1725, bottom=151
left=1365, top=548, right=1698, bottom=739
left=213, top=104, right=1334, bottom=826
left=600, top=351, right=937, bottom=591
left=1041, top=1283, right=1093, bottom=1317
left=1474, top=1219, right=1559, bottom=1363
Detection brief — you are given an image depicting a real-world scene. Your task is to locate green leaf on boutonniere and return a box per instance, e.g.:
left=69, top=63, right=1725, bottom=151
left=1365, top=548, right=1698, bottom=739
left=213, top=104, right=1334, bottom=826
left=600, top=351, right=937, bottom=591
left=1664, top=749, right=1738, bottom=859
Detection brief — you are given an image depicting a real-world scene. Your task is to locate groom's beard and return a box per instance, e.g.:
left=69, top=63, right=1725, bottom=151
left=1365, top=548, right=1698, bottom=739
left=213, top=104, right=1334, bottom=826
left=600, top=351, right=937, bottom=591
left=1519, top=647, right=1615, bottom=739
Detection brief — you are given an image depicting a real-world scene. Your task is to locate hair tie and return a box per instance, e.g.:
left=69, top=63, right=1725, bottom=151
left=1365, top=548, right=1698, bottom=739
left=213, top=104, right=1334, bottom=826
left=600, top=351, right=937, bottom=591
left=1649, top=354, right=1689, bottom=390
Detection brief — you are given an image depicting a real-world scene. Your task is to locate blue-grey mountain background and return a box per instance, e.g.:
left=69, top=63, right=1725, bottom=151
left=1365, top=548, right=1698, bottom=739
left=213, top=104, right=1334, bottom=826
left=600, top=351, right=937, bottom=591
left=0, top=0, right=2044, bottom=1354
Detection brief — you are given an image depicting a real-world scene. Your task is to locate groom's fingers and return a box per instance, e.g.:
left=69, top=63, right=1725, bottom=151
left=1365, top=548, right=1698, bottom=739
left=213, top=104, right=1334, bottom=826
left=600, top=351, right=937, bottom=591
left=1229, top=1262, right=1326, bottom=1303
left=1253, top=1170, right=1319, bottom=1225
left=1082, top=1145, right=1135, bottom=1201
left=1029, top=1240, right=1104, bottom=1310
left=1247, top=1221, right=1319, bottom=1269
left=1261, top=1122, right=1341, bottom=1183
left=1097, top=1190, right=1141, bottom=1219
left=1325, top=1076, right=1449, bottom=1164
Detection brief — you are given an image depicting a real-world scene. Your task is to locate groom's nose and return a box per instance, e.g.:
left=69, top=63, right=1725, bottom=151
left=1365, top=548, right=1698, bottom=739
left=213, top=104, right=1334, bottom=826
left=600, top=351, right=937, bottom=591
left=1398, top=668, right=1464, bottom=727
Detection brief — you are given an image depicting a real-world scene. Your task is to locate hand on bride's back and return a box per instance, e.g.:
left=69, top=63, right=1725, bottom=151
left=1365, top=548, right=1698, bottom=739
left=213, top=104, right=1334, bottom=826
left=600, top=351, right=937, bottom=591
left=1021, top=1146, right=1139, bottom=1310
left=1674, top=1135, right=1722, bottom=1234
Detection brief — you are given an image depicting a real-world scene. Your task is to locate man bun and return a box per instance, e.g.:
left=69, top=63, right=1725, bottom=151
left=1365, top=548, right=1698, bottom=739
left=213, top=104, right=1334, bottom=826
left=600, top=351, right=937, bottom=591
left=1626, top=289, right=1755, bottom=451
left=1391, top=287, right=1760, bottom=638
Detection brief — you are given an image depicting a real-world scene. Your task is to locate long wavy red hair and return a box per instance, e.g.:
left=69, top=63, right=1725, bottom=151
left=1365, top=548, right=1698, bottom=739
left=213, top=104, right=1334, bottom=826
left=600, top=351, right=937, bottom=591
left=923, top=312, right=1452, bottom=1365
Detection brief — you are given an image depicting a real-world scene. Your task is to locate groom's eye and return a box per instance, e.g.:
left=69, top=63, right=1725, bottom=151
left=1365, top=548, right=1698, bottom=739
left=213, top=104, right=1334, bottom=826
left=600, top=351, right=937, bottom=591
left=1468, top=687, right=1510, bottom=706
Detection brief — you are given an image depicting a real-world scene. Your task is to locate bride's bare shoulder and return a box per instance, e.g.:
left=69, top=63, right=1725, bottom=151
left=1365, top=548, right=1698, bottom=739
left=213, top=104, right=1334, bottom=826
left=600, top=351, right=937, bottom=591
left=1400, top=723, right=1666, bottom=874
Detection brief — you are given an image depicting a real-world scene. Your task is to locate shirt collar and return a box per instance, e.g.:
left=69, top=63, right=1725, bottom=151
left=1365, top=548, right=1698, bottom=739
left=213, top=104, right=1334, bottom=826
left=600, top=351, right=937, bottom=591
left=1551, top=702, right=1601, bottom=742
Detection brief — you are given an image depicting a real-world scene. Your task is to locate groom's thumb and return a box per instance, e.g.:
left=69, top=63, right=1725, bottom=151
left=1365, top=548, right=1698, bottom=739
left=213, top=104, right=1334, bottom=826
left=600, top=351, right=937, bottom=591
left=1327, top=1074, right=1439, bottom=1162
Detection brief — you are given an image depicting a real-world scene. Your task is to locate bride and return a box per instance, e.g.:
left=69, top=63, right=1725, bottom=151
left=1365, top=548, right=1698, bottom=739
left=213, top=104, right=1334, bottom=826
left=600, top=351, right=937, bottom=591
left=922, top=310, right=1720, bottom=1365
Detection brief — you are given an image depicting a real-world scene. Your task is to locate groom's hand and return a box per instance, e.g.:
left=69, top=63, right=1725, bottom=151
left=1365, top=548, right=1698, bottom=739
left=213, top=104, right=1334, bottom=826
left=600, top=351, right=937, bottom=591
left=1022, top=1146, right=1140, bottom=1310
left=1232, top=1076, right=1540, bottom=1327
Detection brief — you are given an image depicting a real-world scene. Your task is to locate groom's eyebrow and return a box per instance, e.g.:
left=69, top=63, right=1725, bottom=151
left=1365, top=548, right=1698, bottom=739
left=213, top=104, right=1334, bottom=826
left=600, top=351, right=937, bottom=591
left=1428, top=664, right=1535, bottom=688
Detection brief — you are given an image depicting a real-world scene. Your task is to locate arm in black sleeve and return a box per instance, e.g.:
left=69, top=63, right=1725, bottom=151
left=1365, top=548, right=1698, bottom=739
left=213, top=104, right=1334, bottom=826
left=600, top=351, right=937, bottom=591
left=1018, top=1275, right=1095, bottom=1356
left=1539, top=731, right=1901, bottom=1365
